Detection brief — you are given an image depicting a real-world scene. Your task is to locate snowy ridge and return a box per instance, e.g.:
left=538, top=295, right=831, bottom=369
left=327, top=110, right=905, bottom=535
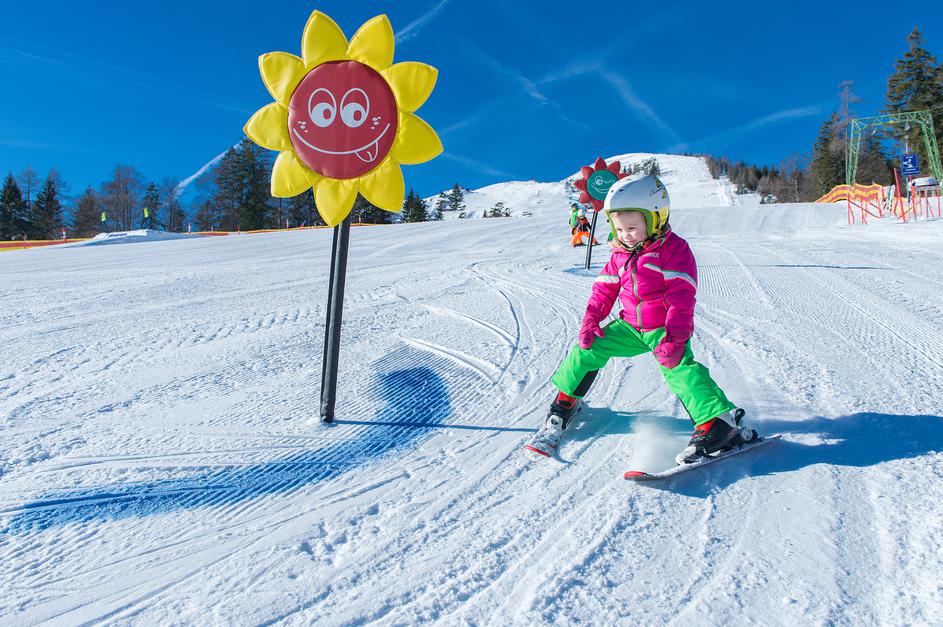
left=1, top=182, right=942, bottom=622
left=174, top=141, right=242, bottom=207
left=598, top=152, right=748, bottom=208
left=431, top=153, right=756, bottom=220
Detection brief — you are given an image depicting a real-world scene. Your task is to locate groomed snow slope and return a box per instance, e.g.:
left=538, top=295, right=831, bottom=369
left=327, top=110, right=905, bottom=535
left=2, top=198, right=942, bottom=624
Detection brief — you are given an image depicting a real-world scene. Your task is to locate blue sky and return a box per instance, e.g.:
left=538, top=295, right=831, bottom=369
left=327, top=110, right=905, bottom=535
left=1, top=0, right=940, bottom=199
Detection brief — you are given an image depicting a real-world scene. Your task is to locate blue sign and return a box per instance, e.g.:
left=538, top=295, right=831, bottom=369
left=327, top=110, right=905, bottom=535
left=901, top=153, right=920, bottom=176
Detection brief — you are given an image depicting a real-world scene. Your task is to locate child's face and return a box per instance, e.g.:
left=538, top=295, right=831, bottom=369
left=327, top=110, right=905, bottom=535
left=610, top=211, right=648, bottom=247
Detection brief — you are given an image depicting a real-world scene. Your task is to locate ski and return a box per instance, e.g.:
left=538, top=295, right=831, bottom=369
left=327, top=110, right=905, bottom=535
left=623, top=434, right=782, bottom=481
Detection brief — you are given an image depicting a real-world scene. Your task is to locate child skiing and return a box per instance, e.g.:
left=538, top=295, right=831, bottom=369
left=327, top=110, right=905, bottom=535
left=527, top=174, right=757, bottom=464
left=568, top=203, right=580, bottom=231
left=570, top=208, right=600, bottom=247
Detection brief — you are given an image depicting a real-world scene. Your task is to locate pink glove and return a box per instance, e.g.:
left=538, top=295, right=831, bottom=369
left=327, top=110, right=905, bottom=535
left=653, top=338, right=686, bottom=369
left=578, top=313, right=605, bottom=349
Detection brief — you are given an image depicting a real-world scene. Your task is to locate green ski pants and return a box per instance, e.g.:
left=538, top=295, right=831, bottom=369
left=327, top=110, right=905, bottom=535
left=550, top=318, right=735, bottom=425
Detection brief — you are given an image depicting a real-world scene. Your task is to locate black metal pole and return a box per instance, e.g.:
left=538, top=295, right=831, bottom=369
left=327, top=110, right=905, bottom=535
left=320, top=224, right=339, bottom=399
left=320, top=214, right=352, bottom=423
left=584, top=211, right=599, bottom=270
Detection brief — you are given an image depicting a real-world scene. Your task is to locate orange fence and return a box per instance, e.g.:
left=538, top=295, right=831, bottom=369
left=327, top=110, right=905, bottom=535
left=0, top=238, right=90, bottom=252
left=817, top=180, right=943, bottom=225
left=191, top=223, right=385, bottom=236
left=816, top=183, right=884, bottom=204
left=0, top=224, right=386, bottom=252
left=816, top=184, right=886, bottom=225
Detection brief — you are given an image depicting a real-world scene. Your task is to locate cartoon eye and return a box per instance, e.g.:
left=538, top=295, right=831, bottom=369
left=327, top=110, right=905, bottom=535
left=308, top=88, right=336, bottom=128
left=340, top=88, right=370, bottom=128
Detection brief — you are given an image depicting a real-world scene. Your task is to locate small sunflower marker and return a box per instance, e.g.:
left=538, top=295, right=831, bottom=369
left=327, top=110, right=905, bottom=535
left=572, top=157, right=628, bottom=269
left=244, top=10, right=442, bottom=423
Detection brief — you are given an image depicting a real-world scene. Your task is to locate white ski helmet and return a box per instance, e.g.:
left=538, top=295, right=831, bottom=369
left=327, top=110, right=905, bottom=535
left=603, top=174, right=670, bottom=238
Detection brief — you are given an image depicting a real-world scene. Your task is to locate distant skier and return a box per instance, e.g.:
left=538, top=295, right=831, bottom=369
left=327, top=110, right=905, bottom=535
left=527, top=174, right=756, bottom=462
left=568, top=203, right=580, bottom=231
left=570, top=207, right=599, bottom=247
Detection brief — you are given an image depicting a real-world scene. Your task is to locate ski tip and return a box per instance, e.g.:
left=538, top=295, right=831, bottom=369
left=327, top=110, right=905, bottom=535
left=523, top=445, right=551, bottom=458
left=623, top=470, right=651, bottom=480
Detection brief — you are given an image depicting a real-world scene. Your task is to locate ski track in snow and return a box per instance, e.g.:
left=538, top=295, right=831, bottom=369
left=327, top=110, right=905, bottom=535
left=2, top=162, right=943, bottom=624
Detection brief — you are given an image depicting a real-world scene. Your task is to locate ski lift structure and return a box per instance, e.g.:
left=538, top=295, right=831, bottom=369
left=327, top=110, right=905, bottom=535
left=847, top=110, right=942, bottom=224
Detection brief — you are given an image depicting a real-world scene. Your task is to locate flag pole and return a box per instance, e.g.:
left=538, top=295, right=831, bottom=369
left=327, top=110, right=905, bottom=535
left=584, top=211, right=599, bottom=270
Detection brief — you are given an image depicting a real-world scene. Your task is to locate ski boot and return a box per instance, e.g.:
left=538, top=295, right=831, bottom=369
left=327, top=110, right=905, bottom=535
left=675, top=408, right=758, bottom=465
left=524, top=393, right=580, bottom=457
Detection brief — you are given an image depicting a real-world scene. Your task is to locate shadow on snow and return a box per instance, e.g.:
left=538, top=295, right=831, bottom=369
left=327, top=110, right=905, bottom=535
left=2, top=365, right=452, bottom=534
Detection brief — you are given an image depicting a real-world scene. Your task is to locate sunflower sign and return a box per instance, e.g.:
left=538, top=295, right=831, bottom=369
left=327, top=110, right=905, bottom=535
left=572, top=157, right=627, bottom=269
left=244, top=11, right=442, bottom=225
left=573, top=157, right=628, bottom=212
left=244, top=11, right=442, bottom=422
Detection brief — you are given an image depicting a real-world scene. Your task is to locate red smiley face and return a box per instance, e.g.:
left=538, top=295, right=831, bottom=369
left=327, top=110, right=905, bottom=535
left=288, top=60, right=399, bottom=180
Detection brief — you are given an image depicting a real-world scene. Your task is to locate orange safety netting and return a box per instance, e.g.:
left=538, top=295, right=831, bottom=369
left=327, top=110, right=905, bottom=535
left=0, top=239, right=90, bottom=252
left=0, top=224, right=386, bottom=251
left=816, top=183, right=886, bottom=225
left=815, top=183, right=884, bottom=204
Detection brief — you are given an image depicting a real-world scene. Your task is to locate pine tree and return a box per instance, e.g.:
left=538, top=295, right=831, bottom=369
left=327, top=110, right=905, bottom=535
left=809, top=112, right=845, bottom=197
left=141, top=183, right=161, bottom=230
left=208, top=140, right=272, bottom=231
left=856, top=135, right=893, bottom=185
left=210, top=147, right=240, bottom=230
left=1, top=172, right=26, bottom=240
left=32, top=172, right=65, bottom=239
left=400, top=190, right=414, bottom=222
left=884, top=27, right=943, bottom=171
left=237, top=139, right=271, bottom=231
left=484, top=201, right=509, bottom=218
left=643, top=157, right=660, bottom=176
left=160, top=178, right=186, bottom=233
left=353, top=195, right=389, bottom=224
left=288, top=189, right=325, bottom=226
left=72, top=187, right=102, bottom=238
left=447, top=183, right=465, bottom=213
left=401, top=189, right=428, bottom=223
left=194, top=199, right=219, bottom=231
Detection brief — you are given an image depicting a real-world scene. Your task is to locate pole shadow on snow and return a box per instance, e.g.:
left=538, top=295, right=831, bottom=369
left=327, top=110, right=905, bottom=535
left=563, top=264, right=605, bottom=278
left=332, top=419, right=531, bottom=433
left=634, top=412, right=943, bottom=498
left=698, top=263, right=887, bottom=271
left=1, top=347, right=476, bottom=535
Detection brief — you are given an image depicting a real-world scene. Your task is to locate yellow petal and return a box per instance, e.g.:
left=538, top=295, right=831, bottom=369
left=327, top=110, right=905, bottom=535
left=259, top=52, right=307, bottom=103
left=302, top=11, right=349, bottom=67
left=244, top=103, right=291, bottom=151
left=315, top=178, right=358, bottom=226
left=271, top=151, right=320, bottom=197
left=391, top=112, right=443, bottom=165
left=346, top=15, right=394, bottom=70
left=358, top=159, right=404, bottom=212
left=381, top=62, right=437, bottom=112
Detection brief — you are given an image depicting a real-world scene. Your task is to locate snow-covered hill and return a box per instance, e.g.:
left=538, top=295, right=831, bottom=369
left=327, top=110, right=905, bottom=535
left=431, top=153, right=755, bottom=220
left=2, top=177, right=943, bottom=623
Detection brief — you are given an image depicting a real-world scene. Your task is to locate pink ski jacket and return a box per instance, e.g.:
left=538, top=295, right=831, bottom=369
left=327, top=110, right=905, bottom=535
left=586, top=226, right=697, bottom=343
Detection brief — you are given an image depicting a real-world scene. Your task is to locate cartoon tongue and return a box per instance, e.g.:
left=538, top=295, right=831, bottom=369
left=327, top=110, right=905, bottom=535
left=356, top=138, right=380, bottom=163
